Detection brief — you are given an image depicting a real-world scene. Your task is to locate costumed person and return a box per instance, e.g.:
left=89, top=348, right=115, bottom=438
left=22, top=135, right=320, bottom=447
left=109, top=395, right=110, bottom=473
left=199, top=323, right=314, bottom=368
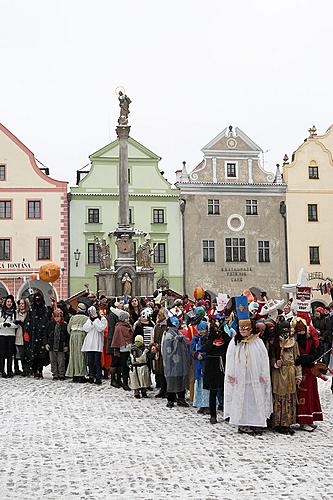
left=151, top=307, right=168, bottom=397
left=134, top=308, right=155, bottom=346
left=15, top=298, right=30, bottom=376
left=312, top=307, right=330, bottom=367
left=99, top=296, right=111, bottom=379
left=128, top=297, right=141, bottom=325
left=45, top=309, right=69, bottom=381
left=161, top=316, right=190, bottom=408
left=190, top=320, right=210, bottom=414
left=0, top=295, right=18, bottom=378
left=186, top=306, right=206, bottom=401
left=293, top=317, right=323, bottom=431
left=270, top=320, right=302, bottom=434
left=24, top=292, right=49, bottom=379
left=81, top=306, right=107, bottom=385
left=128, top=335, right=152, bottom=398
left=224, top=296, right=273, bottom=435
left=111, top=310, right=133, bottom=391
left=203, top=313, right=231, bottom=424
left=281, top=303, right=294, bottom=323
left=106, top=299, right=121, bottom=388
left=66, top=302, right=88, bottom=383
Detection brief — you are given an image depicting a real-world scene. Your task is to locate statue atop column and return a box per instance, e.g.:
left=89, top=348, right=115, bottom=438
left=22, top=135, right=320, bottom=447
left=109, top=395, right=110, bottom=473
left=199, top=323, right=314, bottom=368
left=118, top=91, right=132, bottom=126
left=136, top=238, right=155, bottom=270
left=94, top=236, right=112, bottom=270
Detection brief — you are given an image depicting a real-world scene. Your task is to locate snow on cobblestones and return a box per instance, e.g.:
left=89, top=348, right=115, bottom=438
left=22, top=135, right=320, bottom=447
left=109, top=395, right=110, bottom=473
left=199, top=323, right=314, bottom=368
left=0, top=372, right=332, bottom=499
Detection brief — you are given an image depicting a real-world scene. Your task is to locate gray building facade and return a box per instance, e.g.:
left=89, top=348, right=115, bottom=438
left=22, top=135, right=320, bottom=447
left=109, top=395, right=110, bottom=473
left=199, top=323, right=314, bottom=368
left=176, top=126, right=287, bottom=298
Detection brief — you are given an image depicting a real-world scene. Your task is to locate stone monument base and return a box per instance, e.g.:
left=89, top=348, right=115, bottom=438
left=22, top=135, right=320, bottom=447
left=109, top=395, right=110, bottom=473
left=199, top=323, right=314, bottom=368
left=96, top=267, right=155, bottom=298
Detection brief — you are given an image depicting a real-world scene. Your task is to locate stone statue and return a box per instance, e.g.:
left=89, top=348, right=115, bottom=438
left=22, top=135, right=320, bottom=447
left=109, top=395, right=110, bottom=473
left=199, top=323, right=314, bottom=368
left=94, top=236, right=112, bottom=270
left=136, top=238, right=155, bottom=270
left=122, top=272, right=132, bottom=296
left=118, top=91, right=132, bottom=126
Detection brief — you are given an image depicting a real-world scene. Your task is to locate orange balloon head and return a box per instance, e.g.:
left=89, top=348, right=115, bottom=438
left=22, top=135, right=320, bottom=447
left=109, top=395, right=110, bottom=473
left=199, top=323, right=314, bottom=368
left=194, top=287, right=205, bottom=301
left=39, top=263, right=61, bottom=283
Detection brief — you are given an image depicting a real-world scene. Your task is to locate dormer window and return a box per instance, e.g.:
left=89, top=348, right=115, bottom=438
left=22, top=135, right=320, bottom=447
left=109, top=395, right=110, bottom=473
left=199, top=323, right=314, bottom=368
left=225, top=161, right=238, bottom=179
left=308, top=165, right=319, bottom=179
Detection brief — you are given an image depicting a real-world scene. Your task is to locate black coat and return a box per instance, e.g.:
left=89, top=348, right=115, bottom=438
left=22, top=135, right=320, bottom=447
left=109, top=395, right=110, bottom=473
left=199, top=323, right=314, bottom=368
left=24, top=303, right=50, bottom=363
left=45, top=321, right=69, bottom=352
left=106, top=310, right=119, bottom=354
left=202, top=326, right=231, bottom=390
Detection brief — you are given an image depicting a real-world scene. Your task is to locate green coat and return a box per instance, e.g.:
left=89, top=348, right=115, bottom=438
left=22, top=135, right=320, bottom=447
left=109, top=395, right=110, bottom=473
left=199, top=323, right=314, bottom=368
left=66, top=313, right=88, bottom=377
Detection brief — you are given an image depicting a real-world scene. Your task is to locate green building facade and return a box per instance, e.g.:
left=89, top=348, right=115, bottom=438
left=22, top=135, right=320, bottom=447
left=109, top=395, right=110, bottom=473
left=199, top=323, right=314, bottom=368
left=69, top=137, right=183, bottom=296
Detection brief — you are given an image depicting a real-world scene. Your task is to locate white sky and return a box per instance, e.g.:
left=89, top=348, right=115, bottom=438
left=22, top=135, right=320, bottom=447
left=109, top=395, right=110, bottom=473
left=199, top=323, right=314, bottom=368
left=1, top=0, right=333, bottom=186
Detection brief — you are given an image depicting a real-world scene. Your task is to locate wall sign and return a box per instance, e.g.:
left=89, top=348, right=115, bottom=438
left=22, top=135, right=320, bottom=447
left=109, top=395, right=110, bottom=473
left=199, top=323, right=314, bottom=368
left=0, top=263, right=31, bottom=269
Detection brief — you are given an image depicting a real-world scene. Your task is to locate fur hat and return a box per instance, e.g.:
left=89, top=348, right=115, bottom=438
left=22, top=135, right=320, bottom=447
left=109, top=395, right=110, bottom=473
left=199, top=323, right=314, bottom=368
left=119, top=311, right=130, bottom=322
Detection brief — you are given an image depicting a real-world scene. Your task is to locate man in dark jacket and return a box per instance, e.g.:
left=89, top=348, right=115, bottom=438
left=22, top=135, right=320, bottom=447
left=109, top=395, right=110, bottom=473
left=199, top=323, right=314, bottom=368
left=24, top=292, right=49, bottom=378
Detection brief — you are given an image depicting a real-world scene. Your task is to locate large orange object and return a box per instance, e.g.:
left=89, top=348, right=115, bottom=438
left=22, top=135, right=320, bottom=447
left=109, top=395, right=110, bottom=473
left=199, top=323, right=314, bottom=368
left=243, top=289, right=254, bottom=303
left=39, top=263, right=61, bottom=283
left=193, top=287, right=205, bottom=301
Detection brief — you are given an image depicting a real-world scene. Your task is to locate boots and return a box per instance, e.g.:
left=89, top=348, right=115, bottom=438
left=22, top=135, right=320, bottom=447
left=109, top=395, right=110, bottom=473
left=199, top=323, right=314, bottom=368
left=14, top=358, right=23, bottom=376
left=110, top=368, right=120, bottom=388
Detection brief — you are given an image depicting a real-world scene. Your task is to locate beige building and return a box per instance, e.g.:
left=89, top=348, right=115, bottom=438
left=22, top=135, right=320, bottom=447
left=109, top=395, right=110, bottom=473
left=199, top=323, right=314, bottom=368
left=177, top=126, right=287, bottom=299
left=283, top=125, right=333, bottom=306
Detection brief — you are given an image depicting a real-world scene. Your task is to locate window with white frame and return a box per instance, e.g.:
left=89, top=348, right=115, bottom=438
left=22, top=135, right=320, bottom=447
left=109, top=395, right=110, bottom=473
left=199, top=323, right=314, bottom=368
left=309, top=246, right=320, bottom=265
left=28, top=200, right=41, bottom=219
left=226, top=162, right=237, bottom=178
left=258, top=240, right=270, bottom=263
left=208, top=199, right=220, bottom=215
left=88, top=243, right=99, bottom=264
left=246, top=199, right=258, bottom=215
left=203, top=240, right=215, bottom=262
left=154, top=243, right=166, bottom=263
left=0, top=239, right=10, bottom=260
left=153, top=209, right=165, bottom=224
left=37, top=238, right=51, bottom=260
left=225, top=238, right=246, bottom=262
left=0, top=201, right=12, bottom=219
left=88, top=208, right=100, bottom=223
left=0, top=165, right=5, bottom=181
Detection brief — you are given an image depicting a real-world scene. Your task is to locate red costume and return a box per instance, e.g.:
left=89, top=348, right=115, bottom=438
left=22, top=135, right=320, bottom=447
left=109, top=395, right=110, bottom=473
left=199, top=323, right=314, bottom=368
left=296, top=335, right=323, bottom=425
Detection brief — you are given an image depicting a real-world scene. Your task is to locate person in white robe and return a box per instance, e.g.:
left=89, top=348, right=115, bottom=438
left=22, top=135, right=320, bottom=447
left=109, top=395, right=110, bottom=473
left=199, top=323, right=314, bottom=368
left=224, top=318, right=273, bottom=434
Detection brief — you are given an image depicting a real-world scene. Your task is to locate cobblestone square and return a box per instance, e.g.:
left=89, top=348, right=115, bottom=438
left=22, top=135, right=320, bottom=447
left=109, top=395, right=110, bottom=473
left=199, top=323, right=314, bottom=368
left=0, top=373, right=332, bottom=499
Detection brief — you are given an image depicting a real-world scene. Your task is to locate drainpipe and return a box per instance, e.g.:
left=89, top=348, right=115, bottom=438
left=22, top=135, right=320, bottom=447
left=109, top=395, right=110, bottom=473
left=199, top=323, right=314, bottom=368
left=280, top=201, right=289, bottom=283
left=179, top=198, right=186, bottom=295
left=67, top=192, right=71, bottom=298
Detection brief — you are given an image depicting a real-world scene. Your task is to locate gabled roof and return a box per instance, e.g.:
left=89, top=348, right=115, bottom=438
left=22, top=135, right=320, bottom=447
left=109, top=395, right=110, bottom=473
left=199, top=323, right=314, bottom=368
left=0, top=122, right=67, bottom=187
left=202, top=126, right=263, bottom=153
left=89, top=136, right=161, bottom=161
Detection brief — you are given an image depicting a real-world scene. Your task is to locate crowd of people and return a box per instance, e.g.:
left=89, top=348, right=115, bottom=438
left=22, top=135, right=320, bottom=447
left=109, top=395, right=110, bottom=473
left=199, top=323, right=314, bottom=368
left=0, top=289, right=332, bottom=435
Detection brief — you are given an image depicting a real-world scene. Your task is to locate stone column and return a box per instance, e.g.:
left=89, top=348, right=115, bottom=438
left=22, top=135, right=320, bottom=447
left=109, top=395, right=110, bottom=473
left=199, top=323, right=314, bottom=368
left=116, top=125, right=131, bottom=228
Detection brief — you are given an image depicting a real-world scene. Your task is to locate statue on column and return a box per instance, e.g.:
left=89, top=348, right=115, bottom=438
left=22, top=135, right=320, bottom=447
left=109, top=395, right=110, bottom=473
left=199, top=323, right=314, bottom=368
left=122, top=272, right=132, bottom=296
left=118, top=91, right=132, bottom=126
left=94, top=236, right=112, bottom=270
left=136, top=238, right=155, bottom=270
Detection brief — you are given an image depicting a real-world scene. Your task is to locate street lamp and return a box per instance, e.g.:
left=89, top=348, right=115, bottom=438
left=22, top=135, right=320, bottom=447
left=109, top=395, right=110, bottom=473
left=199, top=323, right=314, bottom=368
left=74, top=249, right=81, bottom=267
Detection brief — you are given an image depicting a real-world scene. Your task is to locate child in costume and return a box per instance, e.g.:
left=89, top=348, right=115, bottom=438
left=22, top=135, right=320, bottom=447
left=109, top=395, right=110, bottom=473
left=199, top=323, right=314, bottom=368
left=293, top=317, right=323, bottom=431
left=270, top=320, right=302, bottom=434
left=129, top=335, right=152, bottom=398
left=203, top=313, right=231, bottom=424
left=224, top=296, right=273, bottom=435
left=45, top=309, right=69, bottom=381
left=190, top=320, right=210, bottom=414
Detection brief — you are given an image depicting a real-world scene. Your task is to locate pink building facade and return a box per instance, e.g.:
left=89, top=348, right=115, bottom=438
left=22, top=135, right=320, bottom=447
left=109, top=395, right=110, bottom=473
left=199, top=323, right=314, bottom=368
left=0, top=123, right=68, bottom=304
